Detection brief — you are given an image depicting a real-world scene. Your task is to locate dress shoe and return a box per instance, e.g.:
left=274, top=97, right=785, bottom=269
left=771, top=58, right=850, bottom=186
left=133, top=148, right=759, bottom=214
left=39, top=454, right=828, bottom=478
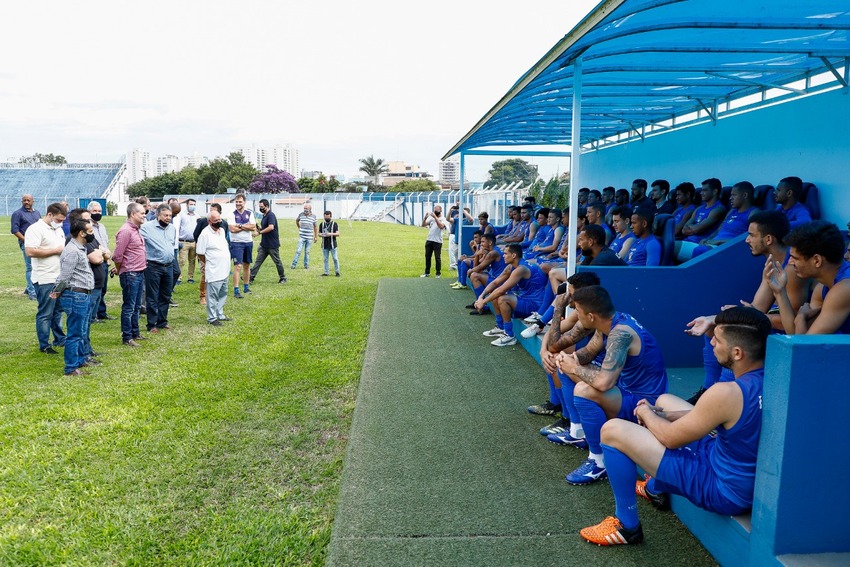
left=123, top=339, right=140, bottom=347
left=162, top=325, right=173, bottom=330
left=99, top=314, right=117, bottom=320
left=133, top=335, right=148, bottom=341
left=65, top=369, right=87, bottom=376
left=148, top=327, right=160, bottom=334
left=41, top=346, right=59, bottom=355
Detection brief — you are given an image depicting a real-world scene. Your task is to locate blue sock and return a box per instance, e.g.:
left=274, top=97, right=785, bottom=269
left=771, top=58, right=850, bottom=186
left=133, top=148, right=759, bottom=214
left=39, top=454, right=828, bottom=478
left=540, top=304, right=555, bottom=325
left=503, top=319, right=514, bottom=337
left=547, top=373, right=560, bottom=406
left=459, top=262, right=469, bottom=285
left=702, top=334, right=721, bottom=389
left=575, top=396, right=607, bottom=455
left=243, top=284, right=249, bottom=291
left=234, top=286, right=239, bottom=294
left=646, top=476, right=659, bottom=494
left=472, top=284, right=484, bottom=298
left=602, top=444, right=640, bottom=530
left=537, top=284, right=556, bottom=313
left=495, top=314, right=504, bottom=330
left=558, top=371, right=580, bottom=424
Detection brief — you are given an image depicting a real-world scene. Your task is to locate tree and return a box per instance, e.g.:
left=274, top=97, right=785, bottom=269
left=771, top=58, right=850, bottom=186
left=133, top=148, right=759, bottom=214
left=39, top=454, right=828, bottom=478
left=196, top=152, right=259, bottom=193
left=391, top=178, right=440, bottom=192
left=542, top=176, right=567, bottom=210
left=297, top=177, right=318, bottom=192
left=247, top=165, right=299, bottom=194
left=19, top=153, right=67, bottom=166
left=484, top=158, right=538, bottom=189
left=358, top=155, right=388, bottom=185
left=106, top=201, right=118, bottom=216
left=127, top=171, right=186, bottom=199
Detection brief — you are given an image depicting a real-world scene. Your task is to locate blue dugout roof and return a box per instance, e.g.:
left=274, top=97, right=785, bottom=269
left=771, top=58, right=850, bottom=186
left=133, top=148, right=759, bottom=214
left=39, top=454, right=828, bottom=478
left=444, top=0, right=850, bottom=158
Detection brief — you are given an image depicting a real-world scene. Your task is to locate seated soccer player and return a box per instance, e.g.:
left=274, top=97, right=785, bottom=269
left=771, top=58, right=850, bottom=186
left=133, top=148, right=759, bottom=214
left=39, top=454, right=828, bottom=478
left=580, top=225, right=626, bottom=267
left=671, top=182, right=696, bottom=238
left=473, top=243, right=548, bottom=346
left=625, top=210, right=662, bottom=267
left=495, top=207, right=521, bottom=245
left=531, top=272, right=604, bottom=441
left=451, top=230, right=484, bottom=290
left=585, top=203, right=614, bottom=246
left=522, top=209, right=549, bottom=252
left=767, top=220, right=850, bottom=334
left=607, top=189, right=630, bottom=226
left=649, top=179, right=674, bottom=216
left=500, top=206, right=529, bottom=245
left=773, top=176, right=812, bottom=229
left=537, top=210, right=573, bottom=266
left=552, top=285, right=668, bottom=485
left=683, top=210, right=806, bottom=403
left=468, top=233, right=506, bottom=313
left=608, top=206, right=635, bottom=260
left=579, top=307, right=771, bottom=546
left=526, top=209, right=564, bottom=262
left=602, top=187, right=616, bottom=220
left=477, top=212, right=495, bottom=235
left=587, top=189, right=602, bottom=206
left=629, top=179, right=655, bottom=216
left=676, top=178, right=726, bottom=260
left=685, top=181, right=758, bottom=259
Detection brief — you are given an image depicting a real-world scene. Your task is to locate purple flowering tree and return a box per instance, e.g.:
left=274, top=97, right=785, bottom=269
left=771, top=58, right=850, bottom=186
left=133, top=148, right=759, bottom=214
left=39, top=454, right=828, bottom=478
left=247, top=165, right=300, bottom=194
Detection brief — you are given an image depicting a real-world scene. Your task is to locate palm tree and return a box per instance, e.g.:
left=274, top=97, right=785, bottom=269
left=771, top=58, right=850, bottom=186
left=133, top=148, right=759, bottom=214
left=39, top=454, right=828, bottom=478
left=359, top=155, right=389, bottom=186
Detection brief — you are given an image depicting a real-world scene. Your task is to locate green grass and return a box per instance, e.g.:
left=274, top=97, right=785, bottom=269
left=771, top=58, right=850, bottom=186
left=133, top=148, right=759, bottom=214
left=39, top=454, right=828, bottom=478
left=0, top=216, right=433, bottom=565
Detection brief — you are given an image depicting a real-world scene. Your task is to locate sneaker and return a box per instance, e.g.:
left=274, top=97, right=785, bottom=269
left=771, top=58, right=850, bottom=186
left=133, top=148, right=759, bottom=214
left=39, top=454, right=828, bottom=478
left=523, top=312, right=542, bottom=324
left=539, top=417, right=570, bottom=436
left=580, top=517, right=644, bottom=546
left=435, top=275, right=441, bottom=278
left=483, top=326, right=506, bottom=337
left=234, top=291, right=243, bottom=299
left=636, top=475, right=670, bottom=511
left=209, top=320, right=223, bottom=327
left=188, top=278, right=195, bottom=283
left=290, top=264, right=297, bottom=269
left=464, top=303, right=476, bottom=309
left=279, top=277, right=287, bottom=283
left=243, top=286, right=251, bottom=294
left=547, top=431, right=588, bottom=449
left=169, top=300, right=179, bottom=307
left=218, top=316, right=232, bottom=322
left=520, top=324, right=544, bottom=339
left=686, top=386, right=707, bottom=406
left=420, top=274, right=429, bottom=278
left=321, top=273, right=329, bottom=277
left=491, top=335, right=517, bottom=346
left=123, top=339, right=140, bottom=348
left=527, top=401, right=562, bottom=416
left=566, top=458, right=608, bottom=485
left=335, top=272, right=340, bottom=277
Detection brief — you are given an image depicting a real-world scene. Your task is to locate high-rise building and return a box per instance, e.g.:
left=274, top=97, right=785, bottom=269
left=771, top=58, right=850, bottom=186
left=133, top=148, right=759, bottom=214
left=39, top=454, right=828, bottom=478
left=184, top=153, right=209, bottom=169
left=233, top=143, right=300, bottom=176
left=126, top=148, right=151, bottom=185
left=438, top=159, right=461, bottom=185
left=156, top=155, right=182, bottom=176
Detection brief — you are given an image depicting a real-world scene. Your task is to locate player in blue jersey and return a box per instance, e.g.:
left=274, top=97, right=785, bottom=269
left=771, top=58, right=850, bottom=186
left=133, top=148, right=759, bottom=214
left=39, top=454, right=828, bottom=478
left=553, top=285, right=668, bottom=485
left=473, top=244, right=548, bottom=346
left=774, top=176, right=812, bottom=229
left=671, top=182, right=696, bottom=238
left=685, top=181, right=758, bottom=259
left=467, top=233, right=506, bottom=314
left=625, top=209, right=662, bottom=266
left=608, top=206, right=635, bottom=260
left=676, top=178, right=726, bottom=261
left=767, top=220, right=850, bottom=335
left=580, top=306, right=771, bottom=546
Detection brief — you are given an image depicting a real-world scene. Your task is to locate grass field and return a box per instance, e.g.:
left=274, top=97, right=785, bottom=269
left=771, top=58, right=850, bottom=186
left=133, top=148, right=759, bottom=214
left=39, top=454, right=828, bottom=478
left=0, top=216, right=431, bottom=565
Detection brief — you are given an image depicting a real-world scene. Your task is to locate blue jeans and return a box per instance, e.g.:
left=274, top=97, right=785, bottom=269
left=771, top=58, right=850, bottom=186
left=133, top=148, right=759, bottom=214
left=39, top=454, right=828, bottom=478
left=60, top=290, right=91, bottom=374
left=322, top=247, right=339, bottom=274
left=120, top=271, right=145, bottom=342
left=291, top=238, right=313, bottom=268
left=83, top=287, right=102, bottom=356
left=19, top=240, right=35, bottom=297
left=145, top=262, right=173, bottom=330
left=34, top=282, right=65, bottom=350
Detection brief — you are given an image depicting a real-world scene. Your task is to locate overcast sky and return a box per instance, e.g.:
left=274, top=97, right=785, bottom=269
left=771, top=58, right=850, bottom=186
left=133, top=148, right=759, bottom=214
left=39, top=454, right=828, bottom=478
left=0, top=0, right=599, bottom=181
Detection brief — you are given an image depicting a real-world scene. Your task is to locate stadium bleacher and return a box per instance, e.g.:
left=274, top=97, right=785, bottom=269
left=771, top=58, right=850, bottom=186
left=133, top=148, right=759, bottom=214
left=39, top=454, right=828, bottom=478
left=0, top=164, right=123, bottom=215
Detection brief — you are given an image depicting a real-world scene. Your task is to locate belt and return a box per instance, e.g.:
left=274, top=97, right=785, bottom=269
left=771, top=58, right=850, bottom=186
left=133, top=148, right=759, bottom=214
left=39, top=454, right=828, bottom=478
left=70, top=287, right=91, bottom=294
left=179, top=239, right=194, bottom=243
left=148, top=260, right=171, bottom=266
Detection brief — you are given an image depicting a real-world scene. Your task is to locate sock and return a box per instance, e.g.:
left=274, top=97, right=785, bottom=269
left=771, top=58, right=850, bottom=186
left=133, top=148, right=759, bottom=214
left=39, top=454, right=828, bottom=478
left=503, top=319, right=514, bottom=337
left=558, top=371, right=581, bottom=424
left=575, top=396, right=607, bottom=455
left=547, top=373, right=560, bottom=406
left=702, top=334, right=721, bottom=389
left=472, top=284, right=484, bottom=299
left=243, top=284, right=249, bottom=291
left=570, top=422, right=584, bottom=438
left=458, top=262, right=469, bottom=285
left=540, top=304, right=555, bottom=325
left=537, top=284, right=556, bottom=313
left=602, top=444, right=640, bottom=530
left=495, top=314, right=504, bottom=330
left=234, top=286, right=239, bottom=294
left=589, top=452, right=605, bottom=467
left=646, top=476, right=659, bottom=495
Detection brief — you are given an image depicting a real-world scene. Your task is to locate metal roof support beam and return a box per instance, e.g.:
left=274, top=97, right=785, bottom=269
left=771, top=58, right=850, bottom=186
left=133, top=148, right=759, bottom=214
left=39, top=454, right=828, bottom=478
left=567, top=56, right=582, bottom=281
left=820, top=57, right=848, bottom=89
left=695, top=99, right=717, bottom=124
left=627, top=121, right=645, bottom=141
left=706, top=72, right=805, bottom=95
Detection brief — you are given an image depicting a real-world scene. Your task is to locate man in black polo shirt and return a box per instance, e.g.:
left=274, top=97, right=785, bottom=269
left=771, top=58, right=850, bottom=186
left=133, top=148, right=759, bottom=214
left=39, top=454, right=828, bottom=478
left=580, top=225, right=627, bottom=266
left=250, top=199, right=286, bottom=284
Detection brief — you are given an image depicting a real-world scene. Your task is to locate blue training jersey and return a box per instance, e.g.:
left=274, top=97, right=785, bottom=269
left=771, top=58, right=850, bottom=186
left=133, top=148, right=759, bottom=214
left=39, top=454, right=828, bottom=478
left=673, top=204, right=695, bottom=226
left=487, top=248, right=507, bottom=280
left=714, top=206, right=756, bottom=240
left=820, top=261, right=850, bottom=334
left=609, top=312, right=668, bottom=399
left=777, top=202, right=812, bottom=229
left=709, top=368, right=764, bottom=510
left=610, top=231, right=634, bottom=257
left=626, top=234, right=662, bottom=266
left=514, top=260, right=548, bottom=302
left=685, top=201, right=726, bottom=243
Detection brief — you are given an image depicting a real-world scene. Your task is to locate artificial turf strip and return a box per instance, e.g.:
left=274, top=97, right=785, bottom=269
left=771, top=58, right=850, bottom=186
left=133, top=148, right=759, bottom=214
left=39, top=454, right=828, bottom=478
left=327, top=279, right=717, bottom=566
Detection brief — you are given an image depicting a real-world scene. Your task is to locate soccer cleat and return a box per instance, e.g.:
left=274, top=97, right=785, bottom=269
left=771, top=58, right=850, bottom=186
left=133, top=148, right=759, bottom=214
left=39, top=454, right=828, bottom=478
left=636, top=475, right=670, bottom=511
left=243, top=286, right=251, bottom=294
left=686, top=386, right=707, bottom=406
left=520, top=324, right=544, bottom=339
left=539, top=417, right=570, bottom=436
left=580, top=517, right=644, bottom=546
left=566, top=458, right=608, bottom=485
left=234, top=291, right=243, bottom=299
left=547, top=431, right=588, bottom=448
left=527, top=401, right=562, bottom=416
left=523, top=312, right=542, bottom=324
left=491, top=335, right=517, bottom=347
left=464, top=303, right=476, bottom=309
left=483, top=326, right=506, bottom=337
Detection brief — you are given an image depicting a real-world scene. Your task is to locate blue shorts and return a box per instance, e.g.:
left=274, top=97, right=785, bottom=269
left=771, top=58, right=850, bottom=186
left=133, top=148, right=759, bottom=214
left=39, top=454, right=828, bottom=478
left=230, top=241, right=253, bottom=264
left=654, top=436, right=752, bottom=515
left=615, top=389, right=660, bottom=421
left=513, top=296, right=541, bottom=318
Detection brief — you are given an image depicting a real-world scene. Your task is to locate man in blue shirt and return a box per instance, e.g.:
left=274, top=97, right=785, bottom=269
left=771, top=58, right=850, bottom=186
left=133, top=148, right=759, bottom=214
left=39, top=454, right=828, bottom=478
left=774, top=176, right=812, bottom=229
left=626, top=210, right=662, bottom=266
left=11, top=194, right=41, bottom=300
left=579, top=307, right=770, bottom=546
left=140, top=204, right=177, bottom=333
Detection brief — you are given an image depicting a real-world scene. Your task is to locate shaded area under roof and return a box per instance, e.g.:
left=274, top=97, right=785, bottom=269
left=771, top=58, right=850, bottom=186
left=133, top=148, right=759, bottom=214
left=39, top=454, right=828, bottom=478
left=444, top=0, right=850, bottom=159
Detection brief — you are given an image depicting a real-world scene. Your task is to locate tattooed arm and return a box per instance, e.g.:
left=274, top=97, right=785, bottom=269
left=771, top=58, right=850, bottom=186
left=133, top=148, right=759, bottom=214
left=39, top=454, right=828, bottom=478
left=560, top=327, right=633, bottom=391
left=547, top=294, right=592, bottom=352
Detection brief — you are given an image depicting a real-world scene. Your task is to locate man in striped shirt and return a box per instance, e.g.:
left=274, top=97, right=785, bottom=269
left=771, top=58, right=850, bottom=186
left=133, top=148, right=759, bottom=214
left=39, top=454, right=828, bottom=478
left=291, top=203, right=318, bottom=270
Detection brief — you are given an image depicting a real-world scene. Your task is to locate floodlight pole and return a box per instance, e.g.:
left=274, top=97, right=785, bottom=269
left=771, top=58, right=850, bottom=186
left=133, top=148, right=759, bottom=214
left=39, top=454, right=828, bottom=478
left=567, top=56, right=582, bottom=280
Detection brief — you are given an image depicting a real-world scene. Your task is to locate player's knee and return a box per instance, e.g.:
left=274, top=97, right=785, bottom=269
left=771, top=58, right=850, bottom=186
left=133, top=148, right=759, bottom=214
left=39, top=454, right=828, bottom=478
left=574, top=381, right=594, bottom=400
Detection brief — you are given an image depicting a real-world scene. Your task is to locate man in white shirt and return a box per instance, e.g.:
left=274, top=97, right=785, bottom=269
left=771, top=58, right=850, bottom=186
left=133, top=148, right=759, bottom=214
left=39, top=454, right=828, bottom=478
left=25, top=202, right=67, bottom=353
left=196, top=209, right=231, bottom=326
left=179, top=198, right=200, bottom=283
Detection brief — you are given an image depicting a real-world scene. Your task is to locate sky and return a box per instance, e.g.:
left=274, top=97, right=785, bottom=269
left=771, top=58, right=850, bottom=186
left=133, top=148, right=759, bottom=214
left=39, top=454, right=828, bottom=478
left=0, top=0, right=599, bottom=182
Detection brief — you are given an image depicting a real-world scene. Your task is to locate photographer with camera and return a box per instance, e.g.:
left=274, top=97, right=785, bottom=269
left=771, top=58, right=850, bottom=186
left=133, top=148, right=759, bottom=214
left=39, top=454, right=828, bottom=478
left=420, top=205, right=446, bottom=278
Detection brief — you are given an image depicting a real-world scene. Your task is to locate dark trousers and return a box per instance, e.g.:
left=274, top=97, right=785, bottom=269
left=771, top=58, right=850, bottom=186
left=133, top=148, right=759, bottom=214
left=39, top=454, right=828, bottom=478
left=424, top=240, right=443, bottom=276
left=251, top=246, right=285, bottom=280
left=145, top=262, right=173, bottom=330
left=97, top=267, right=108, bottom=319
left=171, top=250, right=181, bottom=292
left=119, top=271, right=144, bottom=342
